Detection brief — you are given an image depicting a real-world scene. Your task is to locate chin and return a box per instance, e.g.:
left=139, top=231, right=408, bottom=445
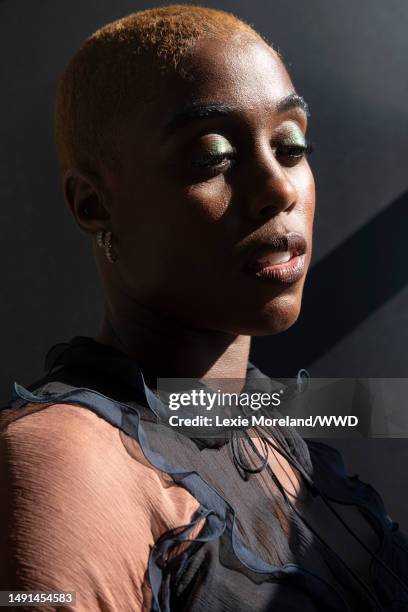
left=228, top=292, right=303, bottom=336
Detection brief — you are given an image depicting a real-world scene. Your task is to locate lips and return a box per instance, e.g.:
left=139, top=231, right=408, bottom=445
left=243, top=232, right=307, bottom=284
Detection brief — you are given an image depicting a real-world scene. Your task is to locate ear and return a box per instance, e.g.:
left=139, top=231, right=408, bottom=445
left=62, top=169, right=110, bottom=235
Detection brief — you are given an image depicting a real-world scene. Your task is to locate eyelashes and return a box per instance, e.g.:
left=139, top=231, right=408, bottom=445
left=191, top=150, right=236, bottom=169
left=276, top=142, right=314, bottom=166
left=190, top=142, right=314, bottom=175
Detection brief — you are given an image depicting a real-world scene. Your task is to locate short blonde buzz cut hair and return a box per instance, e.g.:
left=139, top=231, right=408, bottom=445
left=54, top=4, right=271, bottom=179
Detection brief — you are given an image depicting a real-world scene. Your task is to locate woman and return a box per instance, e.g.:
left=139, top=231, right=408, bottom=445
left=1, top=5, right=407, bottom=611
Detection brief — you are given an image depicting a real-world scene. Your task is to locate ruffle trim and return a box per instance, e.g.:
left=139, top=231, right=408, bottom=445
left=7, top=380, right=397, bottom=612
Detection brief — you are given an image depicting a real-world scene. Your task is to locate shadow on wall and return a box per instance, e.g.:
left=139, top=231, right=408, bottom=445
left=252, top=189, right=408, bottom=376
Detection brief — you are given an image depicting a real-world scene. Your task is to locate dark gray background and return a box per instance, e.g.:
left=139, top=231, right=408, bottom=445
left=1, top=1, right=407, bottom=523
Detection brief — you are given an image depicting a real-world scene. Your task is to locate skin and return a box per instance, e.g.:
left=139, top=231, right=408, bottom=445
left=64, top=31, right=315, bottom=382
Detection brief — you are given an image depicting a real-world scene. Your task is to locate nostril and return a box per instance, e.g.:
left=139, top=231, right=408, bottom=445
left=258, top=200, right=294, bottom=218
left=260, top=207, right=274, bottom=218
left=258, top=203, right=277, bottom=218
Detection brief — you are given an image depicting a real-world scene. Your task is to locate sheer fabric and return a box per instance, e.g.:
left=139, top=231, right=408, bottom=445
left=3, top=336, right=408, bottom=611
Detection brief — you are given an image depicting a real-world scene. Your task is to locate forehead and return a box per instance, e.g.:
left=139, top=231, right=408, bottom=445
left=180, top=33, right=294, bottom=107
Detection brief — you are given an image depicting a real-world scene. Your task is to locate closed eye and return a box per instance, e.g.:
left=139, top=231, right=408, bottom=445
left=191, top=151, right=236, bottom=168
left=276, top=143, right=314, bottom=167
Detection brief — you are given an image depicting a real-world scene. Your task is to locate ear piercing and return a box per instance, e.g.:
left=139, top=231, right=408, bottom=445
left=96, top=230, right=118, bottom=263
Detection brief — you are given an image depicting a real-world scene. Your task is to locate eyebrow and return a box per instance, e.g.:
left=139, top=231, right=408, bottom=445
left=276, top=93, right=309, bottom=115
left=161, top=93, right=309, bottom=140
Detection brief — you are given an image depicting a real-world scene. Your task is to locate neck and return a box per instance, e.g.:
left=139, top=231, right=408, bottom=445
left=95, top=301, right=251, bottom=382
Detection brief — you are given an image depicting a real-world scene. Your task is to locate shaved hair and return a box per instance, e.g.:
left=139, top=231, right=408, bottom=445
left=54, top=4, right=273, bottom=179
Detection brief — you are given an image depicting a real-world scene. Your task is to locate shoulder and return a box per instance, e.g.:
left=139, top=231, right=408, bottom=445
left=0, top=400, right=198, bottom=515
left=0, top=402, right=199, bottom=609
left=0, top=401, right=141, bottom=509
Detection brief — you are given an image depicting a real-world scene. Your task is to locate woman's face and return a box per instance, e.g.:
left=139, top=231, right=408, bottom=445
left=105, top=33, right=315, bottom=335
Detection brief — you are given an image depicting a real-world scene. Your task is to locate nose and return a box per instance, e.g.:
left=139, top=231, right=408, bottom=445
left=244, top=148, right=298, bottom=221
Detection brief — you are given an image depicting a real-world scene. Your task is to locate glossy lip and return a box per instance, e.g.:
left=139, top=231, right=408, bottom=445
left=243, top=232, right=307, bottom=284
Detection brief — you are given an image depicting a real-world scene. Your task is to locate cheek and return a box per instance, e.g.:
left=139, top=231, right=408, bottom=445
left=110, top=178, right=230, bottom=294
left=184, top=179, right=232, bottom=222
left=295, top=163, right=316, bottom=232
